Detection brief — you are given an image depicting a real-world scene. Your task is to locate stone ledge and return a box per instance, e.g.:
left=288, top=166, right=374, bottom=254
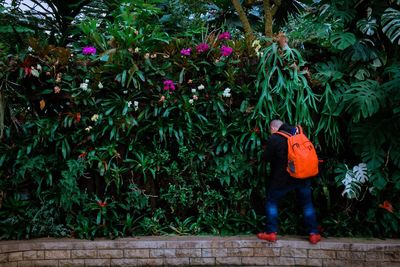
left=0, top=235, right=399, bottom=266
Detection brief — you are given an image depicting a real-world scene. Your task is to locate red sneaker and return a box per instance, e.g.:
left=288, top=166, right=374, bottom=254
left=309, top=233, right=321, bottom=244
left=257, top=232, right=277, bottom=242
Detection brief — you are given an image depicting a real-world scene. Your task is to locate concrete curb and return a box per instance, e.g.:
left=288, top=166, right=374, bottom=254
left=0, top=235, right=399, bottom=266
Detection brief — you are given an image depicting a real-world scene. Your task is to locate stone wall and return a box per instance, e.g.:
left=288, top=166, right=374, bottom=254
left=0, top=236, right=399, bottom=266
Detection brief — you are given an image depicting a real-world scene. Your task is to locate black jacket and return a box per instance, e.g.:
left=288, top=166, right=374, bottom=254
left=263, top=123, right=308, bottom=188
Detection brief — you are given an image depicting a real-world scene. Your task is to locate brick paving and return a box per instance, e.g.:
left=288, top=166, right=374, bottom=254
left=0, top=235, right=399, bottom=266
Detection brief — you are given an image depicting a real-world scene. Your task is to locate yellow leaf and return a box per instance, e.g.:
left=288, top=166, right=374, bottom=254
left=40, top=99, right=45, bottom=110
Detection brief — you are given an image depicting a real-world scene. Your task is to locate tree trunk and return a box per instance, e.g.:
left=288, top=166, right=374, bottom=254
left=231, top=0, right=254, bottom=49
left=263, top=0, right=282, bottom=38
left=263, top=0, right=273, bottom=38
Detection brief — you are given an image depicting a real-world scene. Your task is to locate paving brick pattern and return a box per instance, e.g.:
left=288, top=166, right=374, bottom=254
left=0, top=236, right=399, bottom=266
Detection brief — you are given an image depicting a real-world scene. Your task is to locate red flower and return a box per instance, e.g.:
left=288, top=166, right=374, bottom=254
left=78, top=152, right=87, bottom=159
left=75, top=112, right=81, bottom=123
left=24, top=67, right=32, bottom=76
left=251, top=127, right=260, bottom=134
left=379, top=200, right=394, bottom=213
left=97, top=201, right=107, bottom=207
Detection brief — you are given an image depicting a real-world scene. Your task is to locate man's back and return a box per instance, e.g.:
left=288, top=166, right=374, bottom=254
left=264, top=123, right=306, bottom=188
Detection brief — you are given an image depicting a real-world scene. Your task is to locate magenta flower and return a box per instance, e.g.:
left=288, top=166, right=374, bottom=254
left=163, top=80, right=175, bottom=91
left=220, top=45, right=233, bottom=57
left=180, top=48, right=191, bottom=56
left=82, top=46, right=96, bottom=55
left=196, top=43, right=210, bottom=53
left=218, top=32, right=231, bottom=40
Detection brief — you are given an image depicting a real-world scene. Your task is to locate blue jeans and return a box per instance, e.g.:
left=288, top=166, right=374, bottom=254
left=265, top=180, right=319, bottom=234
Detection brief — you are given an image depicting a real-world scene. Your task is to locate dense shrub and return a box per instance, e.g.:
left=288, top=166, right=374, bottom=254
left=0, top=1, right=399, bottom=239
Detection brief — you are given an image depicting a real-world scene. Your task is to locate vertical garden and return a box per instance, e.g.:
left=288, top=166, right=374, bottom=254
left=0, top=0, right=399, bottom=240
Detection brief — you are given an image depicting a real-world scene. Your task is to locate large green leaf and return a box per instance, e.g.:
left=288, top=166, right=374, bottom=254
left=390, top=140, right=400, bottom=168
left=345, top=40, right=378, bottom=62
left=357, top=17, right=378, bottom=36
left=343, top=80, right=385, bottom=122
left=381, top=8, right=400, bottom=45
left=330, top=32, right=356, bottom=50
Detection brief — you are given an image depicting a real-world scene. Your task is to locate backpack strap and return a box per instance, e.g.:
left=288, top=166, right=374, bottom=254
left=275, top=130, right=291, bottom=139
left=296, top=125, right=303, bottom=134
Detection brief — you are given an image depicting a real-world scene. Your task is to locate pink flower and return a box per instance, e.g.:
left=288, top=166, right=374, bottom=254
left=180, top=48, right=191, bottom=56
left=196, top=43, right=209, bottom=53
left=163, top=80, right=175, bottom=91
left=220, top=45, right=233, bottom=57
left=218, top=32, right=231, bottom=40
left=82, top=46, right=96, bottom=55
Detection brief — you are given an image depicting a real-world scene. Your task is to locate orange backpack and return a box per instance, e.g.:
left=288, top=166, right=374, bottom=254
left=275, top=125, right=319, bottom=179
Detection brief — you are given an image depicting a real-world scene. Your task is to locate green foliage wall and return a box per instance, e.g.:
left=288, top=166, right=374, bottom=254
left=0, top=0, right=399, bottom=239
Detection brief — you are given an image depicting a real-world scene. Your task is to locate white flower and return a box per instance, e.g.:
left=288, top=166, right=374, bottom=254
left=134, top=47, right=140, bottom=53
left=28, top=46, right=33, bottom=52
left=197, top=84, right=205, bottom=90
left=188, top=14, right=195, bottom=20
left=98, top=82, right=103, bottom=89
left=56, top=73, right=62, bottom=83
left=223, top=87, right=231, bottom=97
left=127, top=101, right=132, bottom=108
left=144, top=53, right=150, bottom=59
left=189, top=99, right=194, bottom=105
left=85, top=126, right=93, bottom=132
left=36, top=64, right=42, bottom=72
left=252, top=40, right=260, bottom=48
left=192, top=95, right=198, bottom=100
left=191, top=88, right=197, bottom=93
left=85, top=79, right=89, bottom=83
left=80, top=83, right=88, bottom=91
left=91, top=114, right=99, bottom=122
left=134, top=101, right=139, bottom=111
left=123, top=90, right=128, bottom=94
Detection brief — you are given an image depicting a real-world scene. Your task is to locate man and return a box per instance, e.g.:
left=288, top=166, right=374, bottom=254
left=257, top=119, right=321, bottom=244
